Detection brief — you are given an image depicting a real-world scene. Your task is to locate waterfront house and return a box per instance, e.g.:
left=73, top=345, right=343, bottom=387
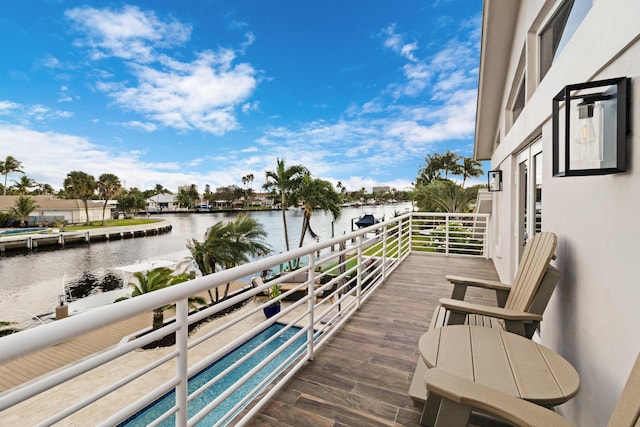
left=476, top=0, right=640, bottom=424
left=0, top=195, right=107, bottom=225
left=146, top=194, right=180, bottom=212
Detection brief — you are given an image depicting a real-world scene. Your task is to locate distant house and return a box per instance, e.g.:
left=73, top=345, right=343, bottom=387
left=0, top=195, right=108, bottom=225
left=146, top=194, right=179, bottom=212
left=251, top=192, right=274, bottom=208
left=372, top=186, right=390, bottom=194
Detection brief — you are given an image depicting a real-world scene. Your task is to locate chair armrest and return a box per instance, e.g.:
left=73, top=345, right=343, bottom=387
left=446, top=275, right=511, bottom=292
left=446, top=275, right=511, bottom=306
left=424, top=368, right=574, bottom=427
left=439, top=298, right=543, bottom=322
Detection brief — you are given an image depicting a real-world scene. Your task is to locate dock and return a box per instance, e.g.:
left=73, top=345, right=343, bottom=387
left=0, top=220, right=173, bottom=254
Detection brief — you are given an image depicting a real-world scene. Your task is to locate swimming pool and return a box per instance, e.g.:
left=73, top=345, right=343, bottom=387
left=120, top=323, right=305, bottom=426
left=0, top=227, right=46, bottom=235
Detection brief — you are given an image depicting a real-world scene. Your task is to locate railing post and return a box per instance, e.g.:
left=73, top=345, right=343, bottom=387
left=382, top=224, right=388, bottom=279
left=307, top=256, right=316, bottom=361
left=397, top=217, right=403, bottom=260
left=445, top=214, right=450, bottom=256
left=175, top=298, right=189, bottom=427
left=356, top=235, right=363, bottom=308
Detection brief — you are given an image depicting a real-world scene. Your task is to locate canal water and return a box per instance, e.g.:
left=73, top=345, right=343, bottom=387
left=0, top=203, right=411, bottom=326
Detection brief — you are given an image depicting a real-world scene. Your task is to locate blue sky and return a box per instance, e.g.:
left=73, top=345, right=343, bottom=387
left=0, top=0, right=483, bottom=193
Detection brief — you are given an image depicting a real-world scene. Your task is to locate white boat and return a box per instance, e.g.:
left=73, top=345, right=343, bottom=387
left=65, top=259, right=178, bottom=315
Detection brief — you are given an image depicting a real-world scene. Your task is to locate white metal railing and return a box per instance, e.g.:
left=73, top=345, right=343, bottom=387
left=0, top=212, right=488, bottom=426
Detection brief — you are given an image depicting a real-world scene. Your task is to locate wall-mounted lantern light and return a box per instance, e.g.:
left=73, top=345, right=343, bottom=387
left=552, top=77, right=629, bottom=176
left=488, top=170, right=502, bottom=192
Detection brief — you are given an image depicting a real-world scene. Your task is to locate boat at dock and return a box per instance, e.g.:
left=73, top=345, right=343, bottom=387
left=63, top=259, right=178, bottom=316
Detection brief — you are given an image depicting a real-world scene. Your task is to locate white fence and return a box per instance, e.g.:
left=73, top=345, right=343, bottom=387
left=0, top=212, right=488, bottom=426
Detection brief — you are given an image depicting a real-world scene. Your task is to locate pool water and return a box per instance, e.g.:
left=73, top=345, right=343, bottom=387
left=120, top=323, right=305, bottom=426
left=0, top=227, right=46, bottom=235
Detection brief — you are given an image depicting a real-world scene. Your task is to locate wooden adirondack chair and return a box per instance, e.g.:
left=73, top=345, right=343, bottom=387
left=410, top=232, right=560, bottom=404
left=431, top=231, right=560, bottom=339
left=422, top=353, right=640, bottom=427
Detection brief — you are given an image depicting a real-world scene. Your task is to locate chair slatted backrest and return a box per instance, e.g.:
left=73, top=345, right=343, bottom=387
left=607, top=354, right=640, bottom=427
left=504, top=232, right=557, bottom=312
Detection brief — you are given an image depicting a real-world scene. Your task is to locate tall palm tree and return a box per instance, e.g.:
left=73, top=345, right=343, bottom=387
left=0, top=156, right=24, bottom=195
left=63, top=171, right=96, bottom=225
left=246, top=173, right=254, bottom=190
left=96, top=173, right=122, bottom=225
left=441, top=150, right=463, bottom=180
left=460, top=157, right=484, bottom=188
left=186, top=214, right=270, bottom=302
left=11, top=175, right=36, bottom=195
left=10, top=196, right=39, bottom=226
left=296, top=172, right=342, bottom=248
left=417, top=153, right=444, bottom=185
left=263, top=158, right=307, bottom=253
left=128, top=267, right=200, bottom=330
left=153, top=184, right=171, bottom=213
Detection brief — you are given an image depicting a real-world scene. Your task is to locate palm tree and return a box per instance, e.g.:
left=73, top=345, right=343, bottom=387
left=441, top=150, right=463, bottom=180
left=128, top=267, right=200, bottom=330
left=9, top=196, right=39, bottom=226
left=11, top=175, right=36, bottom=195
left=296, top=173, right=342, bottom=248
left=96, top=174, right=122, bottom=225
left=415, top=180, right=475, bottom=213
left=263, top=158, right=307, bottom=253
left=460, top=157, right=484, bottom=188
left=63, top=171, right=96, bottom=225
left=153, top=184, right=171, bottom=213
left=0, top=156, right=24, bottom=195
left=186, top=214, right=270, bottom=302
left=246, top=173, right=254, bottom=190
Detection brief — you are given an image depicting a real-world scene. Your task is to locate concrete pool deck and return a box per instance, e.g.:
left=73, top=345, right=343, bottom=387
left=0, top=285, right=332, bottom=425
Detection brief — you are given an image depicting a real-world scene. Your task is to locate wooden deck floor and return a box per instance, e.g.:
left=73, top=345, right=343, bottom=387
left=252, top=253, right=500, bottom=426
left=0, top=312, right=153, bottom=392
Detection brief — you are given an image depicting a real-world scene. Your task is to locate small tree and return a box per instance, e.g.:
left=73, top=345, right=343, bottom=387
left=10, top=195, right=39, bottom=226
left=128, top=267, right=202, bottom=330
left=187, top=214, right=271, bottom=302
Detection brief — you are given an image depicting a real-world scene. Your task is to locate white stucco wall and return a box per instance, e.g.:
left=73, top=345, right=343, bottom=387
left=484, top=0, right=640, bottom=425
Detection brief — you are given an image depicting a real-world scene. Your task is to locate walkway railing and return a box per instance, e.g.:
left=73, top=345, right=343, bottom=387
left=0, top=212, right=488, bottom=426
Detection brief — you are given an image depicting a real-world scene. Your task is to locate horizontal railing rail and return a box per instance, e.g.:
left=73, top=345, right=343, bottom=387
left=0, top=212, right=488, bottom=426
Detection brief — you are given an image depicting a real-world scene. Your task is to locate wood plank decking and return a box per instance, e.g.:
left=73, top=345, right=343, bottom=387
left=253, top=253, right=500, bottom=426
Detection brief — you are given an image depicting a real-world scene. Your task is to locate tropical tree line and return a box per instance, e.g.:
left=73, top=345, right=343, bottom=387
left=413, top=150, right=485, bottom=213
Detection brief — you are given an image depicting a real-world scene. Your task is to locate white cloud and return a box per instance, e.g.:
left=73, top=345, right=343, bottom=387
left=121, top=121, right=157, bottom=132
left=66, top=5, right=192, bottom=63
left=66, top=4, right=261, bottom=137
left=382, top=24, right=418, bottom=62
left=0, top=125, right=202, bottom=191
left=0, top=101, right=19, bottom=113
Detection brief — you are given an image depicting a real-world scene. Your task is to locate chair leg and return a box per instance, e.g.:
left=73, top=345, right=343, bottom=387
left=421, top=391, right=472, bottom=427
left=420, top=391, right=442, bottom=426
